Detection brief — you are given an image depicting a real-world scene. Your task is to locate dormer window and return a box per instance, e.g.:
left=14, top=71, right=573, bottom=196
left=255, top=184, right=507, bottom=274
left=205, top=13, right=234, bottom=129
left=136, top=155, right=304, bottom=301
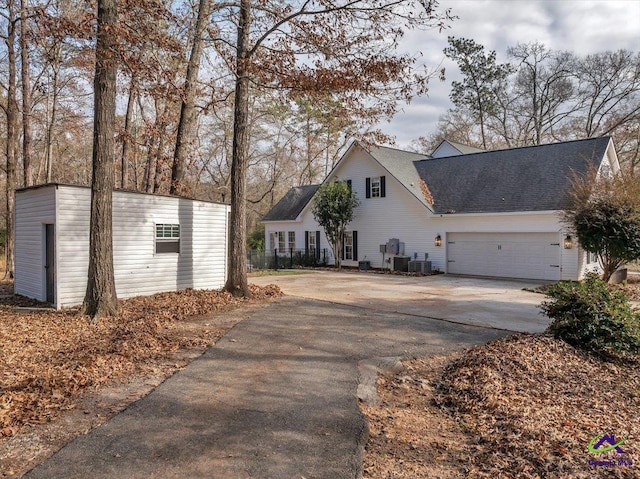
left=371, top=177, right=381, bottom=197
left=365, top=176, right=386, bottom=198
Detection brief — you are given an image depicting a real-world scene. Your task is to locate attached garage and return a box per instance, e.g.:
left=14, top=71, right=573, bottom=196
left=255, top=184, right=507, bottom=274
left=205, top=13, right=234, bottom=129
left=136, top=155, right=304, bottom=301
left=446, top=233, right=562, bottom=281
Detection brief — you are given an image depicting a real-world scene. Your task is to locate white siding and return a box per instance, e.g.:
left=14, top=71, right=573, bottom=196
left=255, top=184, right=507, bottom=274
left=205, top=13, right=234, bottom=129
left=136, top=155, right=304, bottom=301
left=14, top=187, right=56, bottom=301
left=330, top=148, right=434, bottom=269
left=55, top=186, right=91, bottom=306
left=265, top=147, right=435, bottom=270
left=262, top=146, right=584, bottom=280
left=16, top=185, right=228, bottom=308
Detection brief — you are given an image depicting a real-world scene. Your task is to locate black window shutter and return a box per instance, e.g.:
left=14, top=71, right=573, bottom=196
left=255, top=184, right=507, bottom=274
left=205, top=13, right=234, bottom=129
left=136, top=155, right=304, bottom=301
left=316, top=231, right=321, bottom=259
left=346, top=179, right=352, bottom=191
left=365, top=178, right=371, bottom=198
left=353, top=231, right=358, bottom=261
left=380, top=176, right=386, bottom=197
left=305, top=231, right=309, bottom=256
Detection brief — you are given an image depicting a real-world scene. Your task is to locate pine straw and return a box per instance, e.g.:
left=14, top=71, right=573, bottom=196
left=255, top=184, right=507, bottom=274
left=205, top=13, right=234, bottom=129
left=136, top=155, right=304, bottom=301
left=434, top=334, right=639, bottom=478
left=0, top=284, right=281, bottom=438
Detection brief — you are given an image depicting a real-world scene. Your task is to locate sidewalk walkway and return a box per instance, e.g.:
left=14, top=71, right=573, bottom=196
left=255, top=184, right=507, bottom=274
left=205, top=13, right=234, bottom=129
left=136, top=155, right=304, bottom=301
left=26, top=298, right=506, bottom=479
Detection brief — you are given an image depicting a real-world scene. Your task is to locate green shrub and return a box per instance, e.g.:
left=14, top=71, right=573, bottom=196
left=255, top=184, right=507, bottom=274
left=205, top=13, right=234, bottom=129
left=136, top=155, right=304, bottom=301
left=0, top=227, right=5, bottom=250
left=540, top=273, right=640, bottom=360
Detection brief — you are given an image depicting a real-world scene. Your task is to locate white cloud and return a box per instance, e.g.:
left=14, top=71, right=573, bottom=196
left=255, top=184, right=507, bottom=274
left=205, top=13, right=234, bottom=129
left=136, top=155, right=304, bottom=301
left=382, top=0, right=640, bottom=147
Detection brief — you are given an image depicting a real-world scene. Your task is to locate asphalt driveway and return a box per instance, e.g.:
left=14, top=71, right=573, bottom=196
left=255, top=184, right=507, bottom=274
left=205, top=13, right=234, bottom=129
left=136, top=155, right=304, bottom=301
left=251, top=271, right=552, bottom=333
left=26, top=297, right=508, bottom=479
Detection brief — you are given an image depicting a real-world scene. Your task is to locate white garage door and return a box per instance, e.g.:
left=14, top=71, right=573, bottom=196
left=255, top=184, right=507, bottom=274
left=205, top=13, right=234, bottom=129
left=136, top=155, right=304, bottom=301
left=447, top=232, right=561, bottom=281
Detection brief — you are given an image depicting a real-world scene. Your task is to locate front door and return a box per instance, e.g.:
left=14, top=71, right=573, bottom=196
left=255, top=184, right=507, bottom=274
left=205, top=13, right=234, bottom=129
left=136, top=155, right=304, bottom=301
left=45, top=224, right=55, bottom=304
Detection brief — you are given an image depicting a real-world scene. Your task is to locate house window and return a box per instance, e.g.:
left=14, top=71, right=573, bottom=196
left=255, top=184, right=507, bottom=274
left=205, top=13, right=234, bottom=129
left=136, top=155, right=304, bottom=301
left=288, top=231, right=296, bottom=251
left=588, top=251, right=598, bottom=264
left=308, top=231, right=316, bottom=254
left=344, top=232, right=354, bottom=260
left=156, top=223, right=180, bottom=254
left=269, top=232, right=276, bottom=252
left=278, top=231, right=285, bottom=252
left=371, top=177, right=381, bottom=198
left=366, top=176, right=385, bottom=198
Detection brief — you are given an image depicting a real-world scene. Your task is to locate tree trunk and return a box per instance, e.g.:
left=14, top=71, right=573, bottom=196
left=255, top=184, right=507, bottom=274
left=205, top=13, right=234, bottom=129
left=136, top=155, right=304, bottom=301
left=20, top=0, right=33, bottom=187
left=44, top=60, right=60, bottom=183
left=224, top=0, right=251, bottom=297
left=121, top=77, right=136, bottom=189
left=4, top=0, right=18, bottom=278
left=153, top=123, right=167, bottom=193
left=171, top=0, right=211, bottom=195
left=82, top=0, right=118, bottom=319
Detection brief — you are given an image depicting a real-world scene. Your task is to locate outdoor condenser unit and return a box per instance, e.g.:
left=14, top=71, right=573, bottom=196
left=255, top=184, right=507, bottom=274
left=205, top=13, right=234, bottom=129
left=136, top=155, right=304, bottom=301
left=408, top=260, right=432, bottom=274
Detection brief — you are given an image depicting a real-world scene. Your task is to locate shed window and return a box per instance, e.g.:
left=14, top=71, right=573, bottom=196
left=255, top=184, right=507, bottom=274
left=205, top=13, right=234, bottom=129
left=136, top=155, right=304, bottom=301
left=156, top=224, right=180, bottom=254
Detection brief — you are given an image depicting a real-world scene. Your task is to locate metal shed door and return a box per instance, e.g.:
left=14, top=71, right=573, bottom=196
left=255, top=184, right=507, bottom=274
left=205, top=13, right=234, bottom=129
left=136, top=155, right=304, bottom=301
left=447, top=232, right=561, bottom=281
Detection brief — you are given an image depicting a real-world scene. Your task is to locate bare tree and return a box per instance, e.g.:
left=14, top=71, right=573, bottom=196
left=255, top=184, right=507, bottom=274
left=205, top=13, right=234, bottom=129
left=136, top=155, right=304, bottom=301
left=222, top=0, right=453, bottom=297
left=171, top=0, right=212, bottom=195
left=20, top=0, right=33, bottom=186
left=575, top=50, right=640, bottom=138
left=508, top=43, right=577, bottom=144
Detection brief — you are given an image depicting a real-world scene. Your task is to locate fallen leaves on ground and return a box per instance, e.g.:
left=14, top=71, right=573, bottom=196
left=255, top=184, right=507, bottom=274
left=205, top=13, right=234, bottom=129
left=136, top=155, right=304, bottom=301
left=362, top=334, right=639, bottom=479
left=0, top=282, right=281, bottom=439
left=614, top=274, right=640, bottom=301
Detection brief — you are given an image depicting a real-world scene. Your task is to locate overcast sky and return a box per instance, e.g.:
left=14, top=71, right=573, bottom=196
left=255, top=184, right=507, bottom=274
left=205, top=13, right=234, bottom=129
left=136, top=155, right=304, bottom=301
left=382, top=0, right=640, bottom=148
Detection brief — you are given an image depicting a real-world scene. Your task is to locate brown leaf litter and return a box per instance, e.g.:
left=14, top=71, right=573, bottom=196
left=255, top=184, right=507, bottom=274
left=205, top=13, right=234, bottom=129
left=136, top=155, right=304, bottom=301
left=0, top=281, right=281, bottom=476
left=362, top=334, right=639, bottom=479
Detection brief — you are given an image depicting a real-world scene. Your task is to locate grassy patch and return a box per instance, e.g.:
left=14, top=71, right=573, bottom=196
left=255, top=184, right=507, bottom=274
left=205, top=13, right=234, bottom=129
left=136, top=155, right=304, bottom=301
left=248, top=269, right=313, bottom=277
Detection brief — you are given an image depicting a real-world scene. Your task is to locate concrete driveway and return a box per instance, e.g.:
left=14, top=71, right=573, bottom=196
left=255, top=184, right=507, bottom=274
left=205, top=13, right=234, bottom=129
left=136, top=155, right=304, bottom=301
left=251, top=271, right=552, bottom=333
left=27, top=298, right=508, bottom=479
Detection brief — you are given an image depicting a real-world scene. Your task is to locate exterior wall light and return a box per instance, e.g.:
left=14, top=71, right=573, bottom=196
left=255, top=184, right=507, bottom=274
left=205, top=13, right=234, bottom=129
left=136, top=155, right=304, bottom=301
left=435, top=234, right=442, bottom=247
left=564, top=234, right=573, bottom=249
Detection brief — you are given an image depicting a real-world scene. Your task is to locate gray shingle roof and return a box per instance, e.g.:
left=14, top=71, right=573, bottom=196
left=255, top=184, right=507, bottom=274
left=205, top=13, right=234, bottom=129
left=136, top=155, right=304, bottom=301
left=262, top=184, right=320, bottom=221
left=415, top=137, right=611, bottom=214
left=263, top=137, right=612, bottom=221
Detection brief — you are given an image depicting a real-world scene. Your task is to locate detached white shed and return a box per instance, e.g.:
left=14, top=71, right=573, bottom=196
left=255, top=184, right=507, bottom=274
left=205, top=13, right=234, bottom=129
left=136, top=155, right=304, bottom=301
left=15, top=184, right=229, bottom=309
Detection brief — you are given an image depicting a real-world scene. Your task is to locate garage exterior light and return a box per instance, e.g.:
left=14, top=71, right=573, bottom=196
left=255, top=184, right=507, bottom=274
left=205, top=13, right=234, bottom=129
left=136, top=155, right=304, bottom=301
left=435, top=234, right=442, bottom=247
left=564, top=235, right=573, bottom=249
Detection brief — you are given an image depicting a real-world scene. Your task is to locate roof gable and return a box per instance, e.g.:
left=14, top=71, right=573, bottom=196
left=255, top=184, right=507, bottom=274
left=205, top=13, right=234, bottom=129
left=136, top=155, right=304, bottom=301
left=431, top=139, right=484, bottom=158
left=361, top=144, right=433, bottom=209
left=415, top=137, right=612, bottom=214
left=262, top=184, right=320, bottom=221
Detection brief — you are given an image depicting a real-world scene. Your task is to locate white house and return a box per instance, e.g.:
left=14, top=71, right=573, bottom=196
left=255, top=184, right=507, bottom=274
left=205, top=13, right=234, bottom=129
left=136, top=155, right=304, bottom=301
left=15, top=184, right=229, bottom=308
left=262, top=137, right=619, bottom=281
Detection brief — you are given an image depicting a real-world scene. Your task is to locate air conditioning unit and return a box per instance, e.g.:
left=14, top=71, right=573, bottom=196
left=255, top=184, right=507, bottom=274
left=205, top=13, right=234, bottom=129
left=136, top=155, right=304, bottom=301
left=408, top=260, right=432, bottom=274
left=393, top=255, right=410, bottom=272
